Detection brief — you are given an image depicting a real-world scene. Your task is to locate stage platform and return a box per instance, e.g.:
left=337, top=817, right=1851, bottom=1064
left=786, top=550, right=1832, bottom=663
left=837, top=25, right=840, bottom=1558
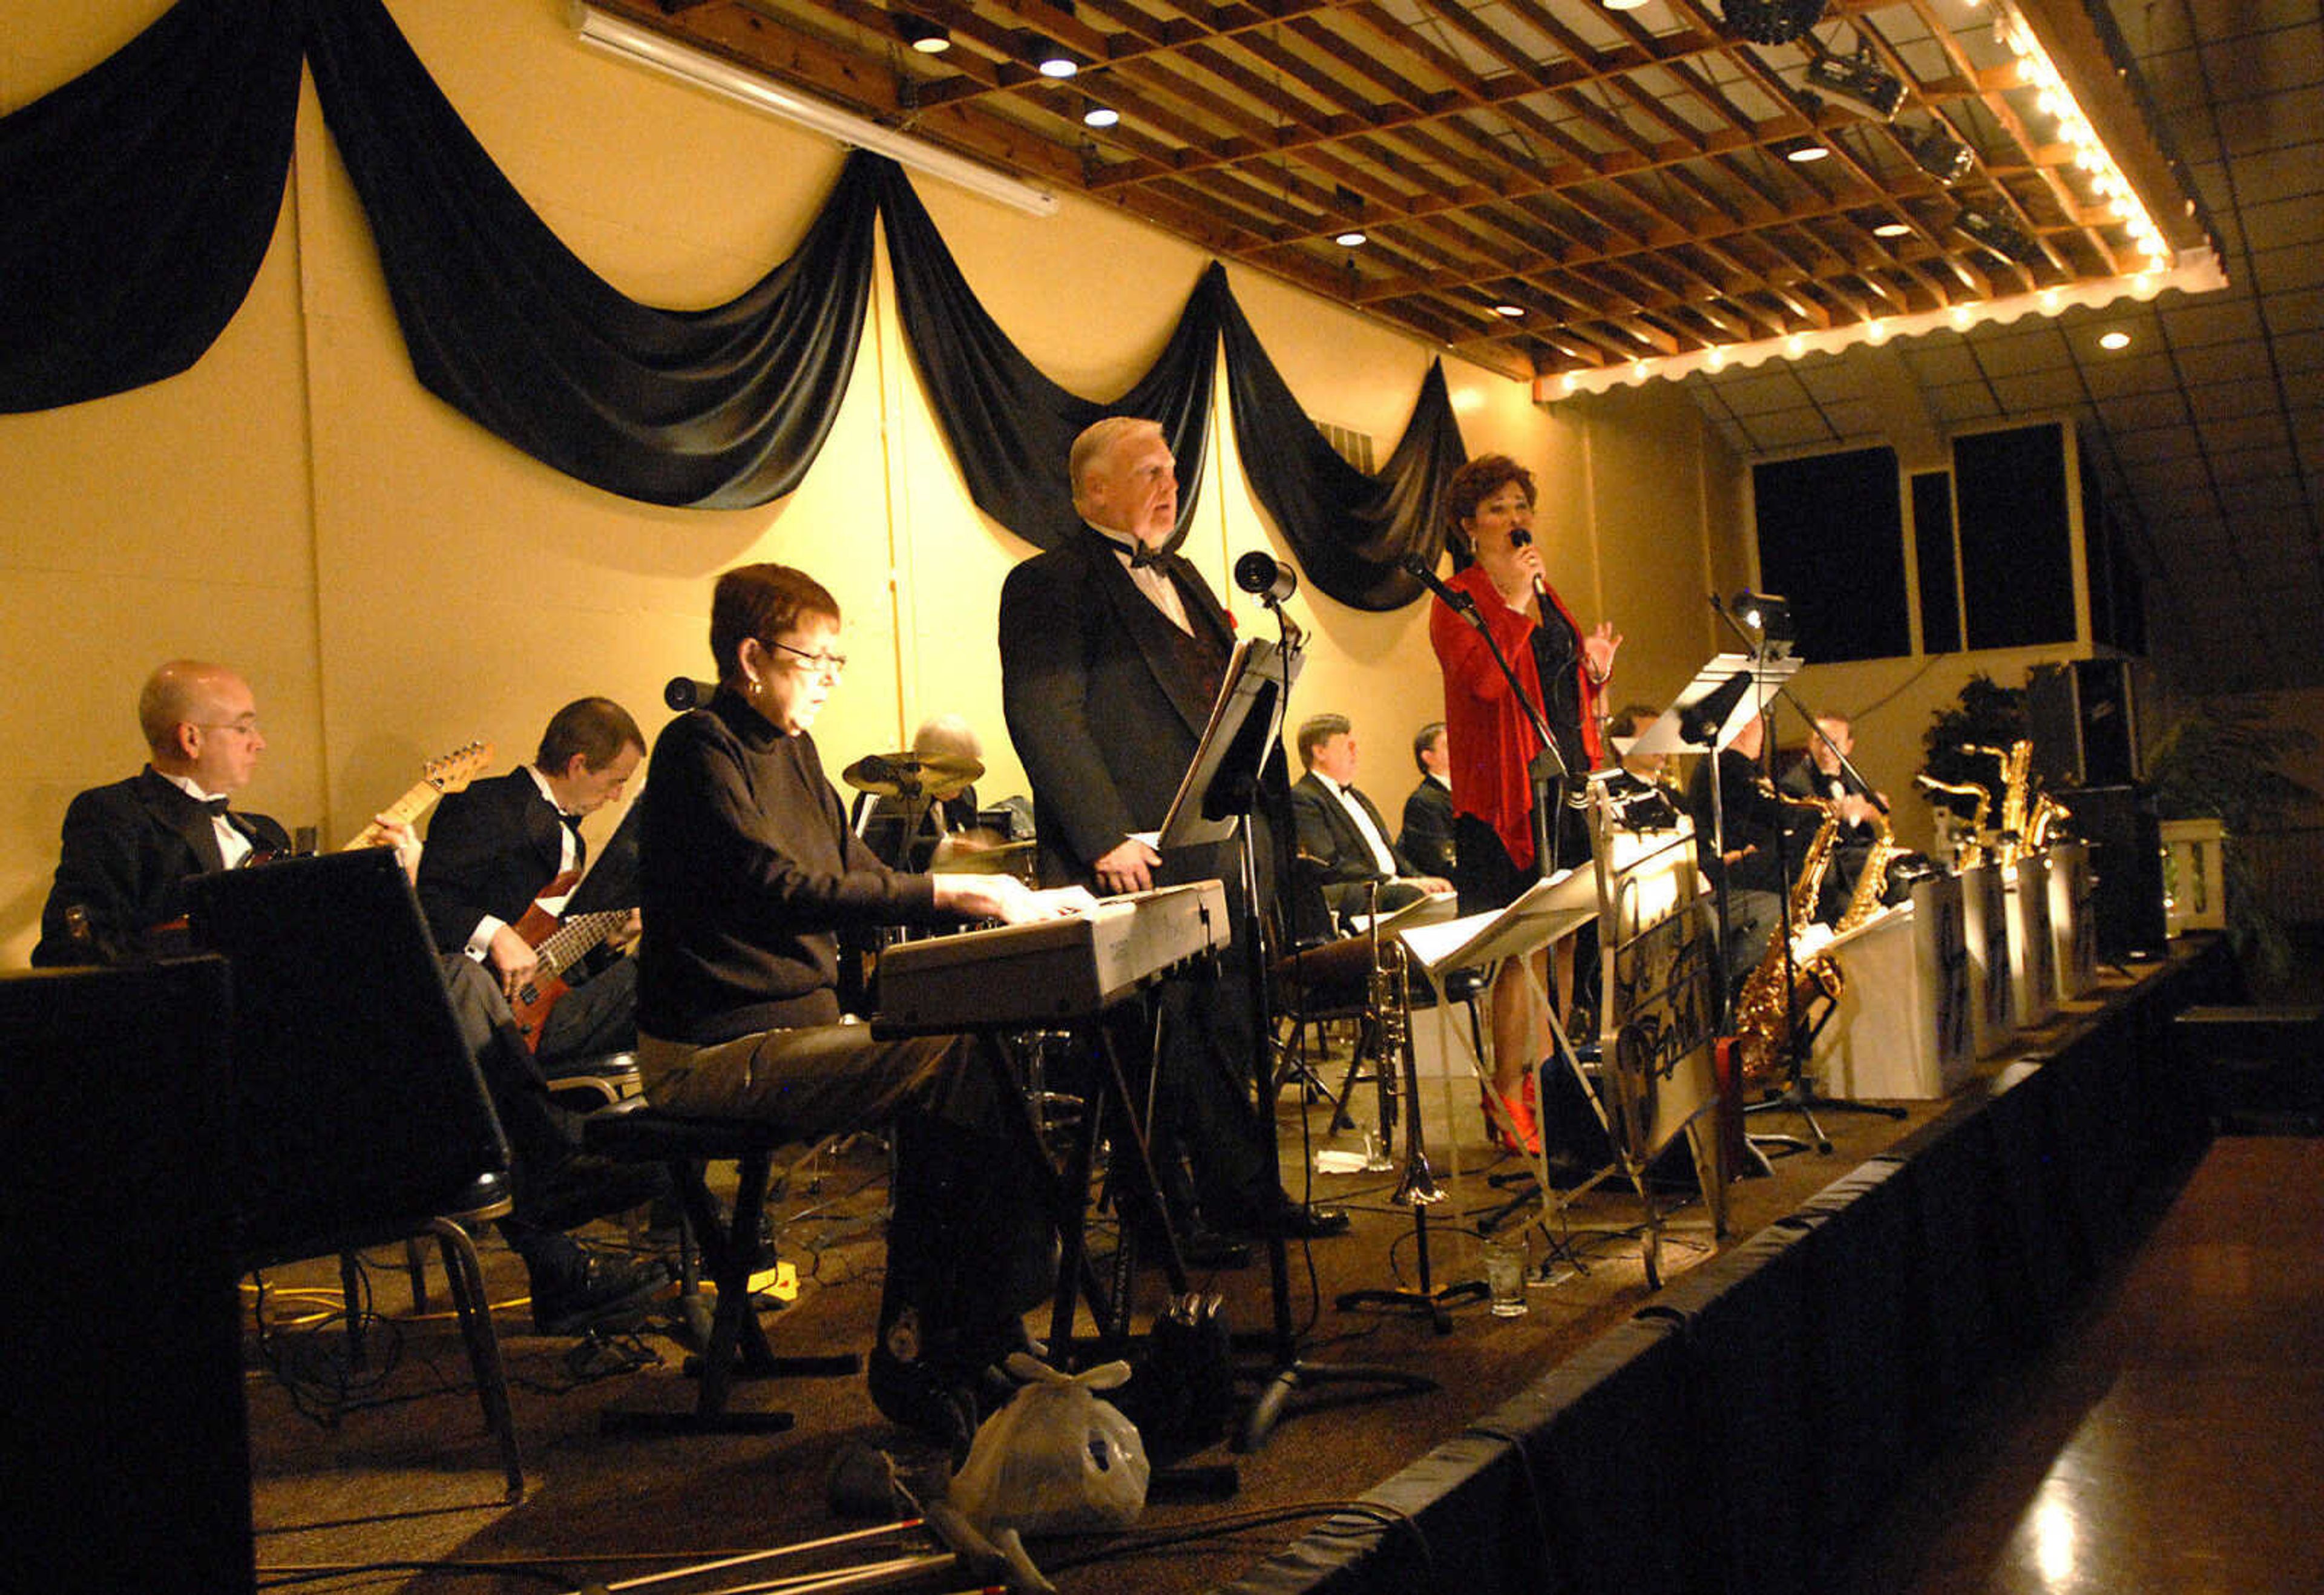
left=237, top=936, right=2236, bottom=1595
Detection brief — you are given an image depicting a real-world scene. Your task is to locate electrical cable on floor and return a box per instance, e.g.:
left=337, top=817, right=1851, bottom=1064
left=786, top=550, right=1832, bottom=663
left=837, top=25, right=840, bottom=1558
left=253, top=1557, right=573, bottom=1589
left=1045, top=1498, right=1443, bottom=1591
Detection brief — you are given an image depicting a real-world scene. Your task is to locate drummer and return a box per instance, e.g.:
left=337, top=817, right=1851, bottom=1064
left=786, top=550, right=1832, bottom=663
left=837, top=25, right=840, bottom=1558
left=850, top=714, right=990, bottom=870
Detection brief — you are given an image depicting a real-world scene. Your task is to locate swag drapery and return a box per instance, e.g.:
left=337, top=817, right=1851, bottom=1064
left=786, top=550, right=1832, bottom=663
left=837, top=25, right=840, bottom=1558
left=0, top=0, right=1462, bottom=607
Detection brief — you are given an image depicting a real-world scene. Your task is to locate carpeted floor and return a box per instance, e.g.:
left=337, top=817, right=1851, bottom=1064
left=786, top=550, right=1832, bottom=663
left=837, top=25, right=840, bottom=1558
left=242, top=977, right=2167, bottom=1595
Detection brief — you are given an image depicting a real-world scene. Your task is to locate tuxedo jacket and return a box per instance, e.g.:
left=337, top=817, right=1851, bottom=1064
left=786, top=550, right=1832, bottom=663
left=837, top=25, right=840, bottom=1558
left=32, top=766, right=290, bottom=965
left=1290, top=771, right=1414, bottom=889
left=1399, top=776, right=1457, bottom=879
left=416, top=769, right=579, bottom=956
left=999, top=526, right=1280, bottom=896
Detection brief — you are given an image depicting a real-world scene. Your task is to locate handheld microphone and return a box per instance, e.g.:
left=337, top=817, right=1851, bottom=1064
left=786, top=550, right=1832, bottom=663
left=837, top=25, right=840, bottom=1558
left=1398, top=553, right=1480, bottom=617
left=1233, top=550, right=1298, bottom=605
left=664, top=677, right=718, bottom=711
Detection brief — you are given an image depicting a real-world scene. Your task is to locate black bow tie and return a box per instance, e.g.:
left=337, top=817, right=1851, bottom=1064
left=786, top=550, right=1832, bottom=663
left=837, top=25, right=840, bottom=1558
left=1129, top=541, right=1170, bottom=570
left=199, top=795, right=231, bottom=817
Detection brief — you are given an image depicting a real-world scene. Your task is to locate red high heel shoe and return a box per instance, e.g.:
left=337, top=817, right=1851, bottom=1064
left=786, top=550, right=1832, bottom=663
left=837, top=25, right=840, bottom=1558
left=1481, top=1080, right=1542, bottom=1155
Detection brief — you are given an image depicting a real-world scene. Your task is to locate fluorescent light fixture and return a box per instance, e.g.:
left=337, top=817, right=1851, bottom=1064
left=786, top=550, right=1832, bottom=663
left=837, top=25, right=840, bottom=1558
left=570, top=2, right=1058, bottom=217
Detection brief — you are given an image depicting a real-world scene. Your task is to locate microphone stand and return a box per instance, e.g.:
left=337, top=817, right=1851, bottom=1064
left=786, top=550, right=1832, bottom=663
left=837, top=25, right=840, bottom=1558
left=1703, top=599, right=1905, bottom=1154
left=1236, top=594, right=1434, bottom=1453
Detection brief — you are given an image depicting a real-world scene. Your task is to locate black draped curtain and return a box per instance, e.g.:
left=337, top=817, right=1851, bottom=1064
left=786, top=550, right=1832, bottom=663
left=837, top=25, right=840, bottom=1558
left=876, top=160, right=1216, bottom=553
left=0, top=0, right=303, bottom=412
left=1, top=0, right=1468, bottom=606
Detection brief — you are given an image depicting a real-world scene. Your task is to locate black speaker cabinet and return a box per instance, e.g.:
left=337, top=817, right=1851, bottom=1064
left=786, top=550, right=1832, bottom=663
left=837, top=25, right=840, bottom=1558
left=2064, top=784, right=2168, bottom=961
left=1, top=957, right=255, bottom=1594
left=2027, top=659, right=2139, bottom=788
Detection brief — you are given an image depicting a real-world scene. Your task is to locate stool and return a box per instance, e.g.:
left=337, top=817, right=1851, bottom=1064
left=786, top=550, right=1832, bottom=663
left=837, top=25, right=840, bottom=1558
left=545, top=1050, right=643, bottom=1111
left=582, top=1108, right=859, bottom=1435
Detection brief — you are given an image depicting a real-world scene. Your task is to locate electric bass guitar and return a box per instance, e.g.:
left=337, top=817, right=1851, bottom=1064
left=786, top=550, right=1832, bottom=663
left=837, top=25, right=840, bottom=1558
left=504, top=871, right=634, bottom=1051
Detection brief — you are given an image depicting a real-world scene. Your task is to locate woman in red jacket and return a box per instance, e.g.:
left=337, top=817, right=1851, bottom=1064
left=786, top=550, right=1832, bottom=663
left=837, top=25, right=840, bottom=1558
left=1427, top=455, right=1621, bottom=1154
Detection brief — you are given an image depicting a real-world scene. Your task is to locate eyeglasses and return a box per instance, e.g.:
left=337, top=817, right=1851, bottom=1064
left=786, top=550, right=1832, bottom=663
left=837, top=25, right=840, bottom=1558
left=195, top=719, right=263, bottom=738
left=767, top=640, right=847, bottom=678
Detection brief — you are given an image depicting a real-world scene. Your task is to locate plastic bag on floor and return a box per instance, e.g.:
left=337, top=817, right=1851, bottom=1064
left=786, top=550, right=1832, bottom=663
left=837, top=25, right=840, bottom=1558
left=948, top=1353, right=1149, bottom=1536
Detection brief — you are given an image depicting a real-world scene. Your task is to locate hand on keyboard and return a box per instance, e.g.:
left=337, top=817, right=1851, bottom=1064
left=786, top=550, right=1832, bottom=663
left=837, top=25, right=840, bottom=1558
left=933, top=873, right=1092, bottom=926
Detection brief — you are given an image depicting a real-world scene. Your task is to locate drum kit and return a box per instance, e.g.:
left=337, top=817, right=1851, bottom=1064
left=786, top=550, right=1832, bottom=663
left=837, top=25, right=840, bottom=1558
left=841, top=748, right=1034, bottom=878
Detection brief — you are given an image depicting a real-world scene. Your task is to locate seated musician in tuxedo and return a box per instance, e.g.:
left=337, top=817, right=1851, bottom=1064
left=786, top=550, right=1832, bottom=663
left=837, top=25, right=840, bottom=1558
left=635, top=561, right=1092, bottom=1447
left=1397, top=720, right=1457, bottom=881
left=33, top=659, right=298, bottom=966
left=1777, top=710, right=1884, bottom=924
left=417, top=696, right=645, bottom=1064
left=1290, top=714, right=1452, bottom=933
left=1686, top=710, right=1808, bottom=991
left=33, top=660, right=668, bottom=1336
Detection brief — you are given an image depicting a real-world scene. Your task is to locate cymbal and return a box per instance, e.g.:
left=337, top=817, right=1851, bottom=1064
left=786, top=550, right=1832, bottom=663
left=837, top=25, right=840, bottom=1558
left=930, top=832, right=1036, bottom=872
left=841, top=749, right=983, bottom=799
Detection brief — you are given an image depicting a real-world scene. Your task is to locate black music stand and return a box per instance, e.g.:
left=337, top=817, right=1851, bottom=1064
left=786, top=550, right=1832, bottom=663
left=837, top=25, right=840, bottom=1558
left=1155, top=635, right=1435, bottom=1453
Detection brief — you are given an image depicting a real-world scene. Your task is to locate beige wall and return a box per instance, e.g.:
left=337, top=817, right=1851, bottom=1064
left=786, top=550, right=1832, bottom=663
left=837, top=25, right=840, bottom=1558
left=0, top=0, right=1747, bottom=964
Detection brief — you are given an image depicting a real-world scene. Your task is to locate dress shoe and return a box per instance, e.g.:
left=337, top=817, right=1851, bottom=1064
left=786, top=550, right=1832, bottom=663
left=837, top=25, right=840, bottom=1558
left=1172, top=1226, right=1255, bottom=1271
left=866, top=1344, right=979, bottom=1457
left=1228, top=1199, right=1351, bottom=1240
left=1130, top=1215, right=1253, bottom=1271
left=531, top=1250, right=672, bottom=1336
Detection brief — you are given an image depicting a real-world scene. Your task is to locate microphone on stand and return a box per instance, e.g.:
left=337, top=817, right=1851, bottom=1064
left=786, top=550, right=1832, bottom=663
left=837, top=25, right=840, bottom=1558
left=1233, top=550, right=1299, bottom=605
left=1397, top=553, right=1480, bottom=619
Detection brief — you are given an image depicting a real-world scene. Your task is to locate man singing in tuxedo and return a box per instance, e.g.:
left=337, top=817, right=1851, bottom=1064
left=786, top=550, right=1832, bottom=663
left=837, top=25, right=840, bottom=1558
left=1290, top=713, right=1452, bottom=933
left=418, top=696, right=645, bottom=1065
left=999, top=416, right=1345, bottom=1257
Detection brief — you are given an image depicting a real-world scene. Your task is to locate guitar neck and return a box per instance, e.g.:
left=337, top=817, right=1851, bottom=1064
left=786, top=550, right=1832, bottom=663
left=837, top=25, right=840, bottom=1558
left=341, top=777, right=449, bottom=852
left=536, top=909, right=632, bottom=976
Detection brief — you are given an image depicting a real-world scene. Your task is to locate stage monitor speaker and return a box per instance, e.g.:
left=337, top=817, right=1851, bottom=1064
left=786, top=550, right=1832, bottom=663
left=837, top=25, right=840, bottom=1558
left=2063, top=784, right=2167, bottom=961
left=1, top=956, right=254, bottom=1594
left=2027, top=659, right=2138, bottom=789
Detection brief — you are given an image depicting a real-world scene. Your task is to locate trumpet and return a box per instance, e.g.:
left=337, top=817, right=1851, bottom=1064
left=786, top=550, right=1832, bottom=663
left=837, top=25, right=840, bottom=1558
left=1363, top=883, right=1444, bottom=1208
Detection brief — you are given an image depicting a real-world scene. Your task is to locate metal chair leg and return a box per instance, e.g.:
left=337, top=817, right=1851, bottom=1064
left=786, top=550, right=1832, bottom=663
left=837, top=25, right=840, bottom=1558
left=428, top=1217, right=525, bottom=1502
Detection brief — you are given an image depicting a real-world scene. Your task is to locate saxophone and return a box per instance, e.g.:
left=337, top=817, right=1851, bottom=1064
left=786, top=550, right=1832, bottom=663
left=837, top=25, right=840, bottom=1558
left=1732, top=791, right=1842, bottom=1085
left=1915, top=774, right=1992, bottom=870
left=1834, top=804, right=1905, bottom=933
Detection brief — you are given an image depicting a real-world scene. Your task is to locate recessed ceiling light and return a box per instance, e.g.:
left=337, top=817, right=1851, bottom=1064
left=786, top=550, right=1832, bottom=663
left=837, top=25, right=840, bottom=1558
left=1082, top=97, right=1118, bottom=128
left=896, top=13, right=951, bottom=53
left=1334, top=230, right=1367, bottom=248
left=1494, top=304, right=1525, bottom=318
left=1873, top=220, right=1912, bottom=237
left=1785, top=140, right=1830, bottom=163
left=1033, top=38, right=1078, bottom=77
left=1601, top=0, right=1648, bottom=9
left=2098, top=330, right=2131, bottom=350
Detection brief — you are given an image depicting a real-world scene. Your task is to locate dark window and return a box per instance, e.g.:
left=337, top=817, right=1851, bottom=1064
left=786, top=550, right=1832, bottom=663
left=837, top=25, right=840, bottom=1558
left=1955, top=423, right=2074, bottom=649
left=1751, top=446, right=1910, bottom=662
